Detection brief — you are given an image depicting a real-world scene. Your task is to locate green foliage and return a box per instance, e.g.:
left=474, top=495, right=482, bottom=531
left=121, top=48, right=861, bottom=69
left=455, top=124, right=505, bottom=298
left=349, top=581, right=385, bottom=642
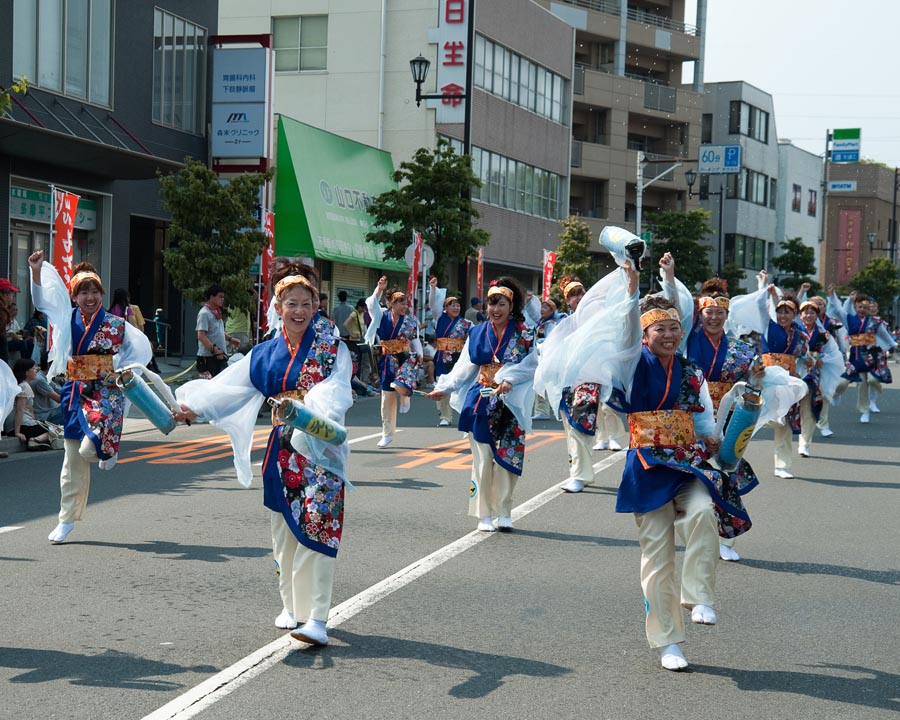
left=771, top=237, right=818, bottom=290
left=0, top=77, right=28, bottom=115
left=159, top=159, right=273, bottom=313
left=719, top=263, right=747, bottom=296
left=552, top=216, right=596, bottom=297
left=365, top=139, right=489, bottom=274
left=645, top=210, right=713, bottom=289
left=849, top=257, right=900, bottom=310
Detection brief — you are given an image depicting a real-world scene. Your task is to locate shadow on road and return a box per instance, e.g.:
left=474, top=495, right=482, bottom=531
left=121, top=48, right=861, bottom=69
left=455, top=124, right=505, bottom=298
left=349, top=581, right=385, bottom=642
left=70, top=540, right=271, bottom=563
left=350, top=476, right=441, bottom=491
left=795, top=474, right=900, bottom=490
left=738, top=557, right=900, bottom=586
left=692, top=663, right=900, bottom=712
left=283, top=629, right=571, bottom=698
left=0, top=647, right=216, bottom=690
left=511, top=528, right=640, bottom=549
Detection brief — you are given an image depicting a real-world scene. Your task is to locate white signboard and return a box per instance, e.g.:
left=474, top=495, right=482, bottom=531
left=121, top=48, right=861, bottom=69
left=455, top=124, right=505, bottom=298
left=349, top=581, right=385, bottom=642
left=211, top=103, right=267, bottom=157
left=432, top=0, right=468, bottom=124
left=211, top=47, right=269, bottom=159
left=827, top=180, right=857, bottom=192
left=212, top=48, right=267, bottom=103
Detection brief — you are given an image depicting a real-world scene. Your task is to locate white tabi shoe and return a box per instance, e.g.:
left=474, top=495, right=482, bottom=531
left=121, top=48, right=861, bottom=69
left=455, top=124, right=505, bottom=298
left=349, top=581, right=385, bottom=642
left=869, top=399, right=880, bottom=413
left=818, top=427, right=834, bottom=438
left=592, top=440, right=609, bottom=451
left=608, top=438, right=623, bottom=451
left=773, top=468, right=794, bottom=479
left=477, top=517, right=497, bottom=532
left=377, top=435, right=393, bottom=448
left=399, top=395, right=411, bottom=414
left=659, top=644, right=689, bottom=671
left=560, top=478, right=585, bottom=493
left=719, top=544, right=741, bottom=562
left=290, top=619, right=328, bottom=646
left=798, top=440, right=811, bottom=458
left=438, top=419, right=451, bottom=427
left=690, top=604, right=717, bottom=625
left=275, top=609, right=297, bottom=629
left=48, top=522, right=75, bottom=544
left=860, top=412, right=870, bottom=424
left=495, top=516, right=513, bottom=532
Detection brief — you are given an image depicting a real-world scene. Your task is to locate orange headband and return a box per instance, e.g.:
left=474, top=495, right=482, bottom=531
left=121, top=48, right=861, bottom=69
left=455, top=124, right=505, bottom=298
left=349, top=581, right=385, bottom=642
left=776, top=299, right=798, bottom=313
left=799, top=300, right=819, bottom=314
left=444, top=296, right=460, bottom=308
left=274, top=275, right=316, bottom=298
left=640, top=307, right=681, bottom=330
left=698, top=296, right=729, bottom=310
left=562, top=281, right=584, bottom=300
left=388, top=291, right=407, bottom=304
left=70, top=271, right=104, bottom=294
left=487, top=286, right=514, bottom=301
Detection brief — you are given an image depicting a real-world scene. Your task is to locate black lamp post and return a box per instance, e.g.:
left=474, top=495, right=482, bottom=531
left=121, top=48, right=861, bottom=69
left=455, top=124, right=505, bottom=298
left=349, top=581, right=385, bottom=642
left=685, top=169, right=725, bottom=274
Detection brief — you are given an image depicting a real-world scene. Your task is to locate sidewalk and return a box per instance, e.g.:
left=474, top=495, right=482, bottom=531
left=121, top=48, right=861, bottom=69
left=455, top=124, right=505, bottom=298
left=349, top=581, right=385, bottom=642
left=1, top=355, right=195, bottom=458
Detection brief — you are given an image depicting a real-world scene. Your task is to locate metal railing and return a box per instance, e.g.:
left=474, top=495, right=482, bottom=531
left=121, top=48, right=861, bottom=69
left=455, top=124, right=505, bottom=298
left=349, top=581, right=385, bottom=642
left=559, top=0, right=698, bottom=36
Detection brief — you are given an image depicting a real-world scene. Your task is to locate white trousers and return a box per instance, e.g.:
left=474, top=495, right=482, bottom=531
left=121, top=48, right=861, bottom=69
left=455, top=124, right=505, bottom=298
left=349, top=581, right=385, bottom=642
left=634, top=480, right=718, bottom=648
left=468, top=438, right=518, bottom=519
left=817, top=398, right=831, bottom=431
left=381, top=391, right=397, bottom=438
left=834, top=373, right=877, bottom=414
left=532, top=393, right=554, bottom=418
left=565, top=423, right=596, bottom=484
left=436, top=396, right=453, bottom=423
left=773, top=399, right=816, bottom=470
left=58, top=437, right=100, bottom=524
left=271, top=514, right=336, bottom=623
left=594, top=404, right=626, bottom=444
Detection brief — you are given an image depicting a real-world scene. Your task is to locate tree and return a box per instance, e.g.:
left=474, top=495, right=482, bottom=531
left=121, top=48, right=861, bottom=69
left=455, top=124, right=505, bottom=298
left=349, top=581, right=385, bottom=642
left=719, top=263, right=747, bottom=296
left=771, top=237, right=818, bottom=291
left=366, top=139, right=489, bottom=276
left=645, top=209, right=713, bottom=289
left=159, top=159, right=273, bottom=313
left=849, top=257, right=900, bottom=311
left=0, top=77, right=28, bottom=115
left=552, top=216, right=595, bottom=302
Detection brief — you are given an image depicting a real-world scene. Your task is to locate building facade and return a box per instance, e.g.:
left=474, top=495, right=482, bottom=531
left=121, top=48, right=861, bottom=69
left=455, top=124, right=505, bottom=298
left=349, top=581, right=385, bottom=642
left=776, top=139, right=823, bottom=280
left=1, top=0, right=216, bottom=353
left=701, top=81, right=778, bottom=290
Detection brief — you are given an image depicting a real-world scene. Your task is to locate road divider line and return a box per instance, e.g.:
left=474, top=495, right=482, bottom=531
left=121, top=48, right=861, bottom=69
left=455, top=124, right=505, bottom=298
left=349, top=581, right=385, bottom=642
left=143, top=440, right=622, bottom=720
left=0, top=526, right=24, bottom=535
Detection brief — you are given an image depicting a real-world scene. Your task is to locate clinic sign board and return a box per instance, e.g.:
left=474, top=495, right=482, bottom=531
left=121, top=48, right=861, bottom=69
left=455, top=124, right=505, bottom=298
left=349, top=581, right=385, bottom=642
left=831, top=128, right=860, bottom=164
left=211, top=47, right=269, bottom=158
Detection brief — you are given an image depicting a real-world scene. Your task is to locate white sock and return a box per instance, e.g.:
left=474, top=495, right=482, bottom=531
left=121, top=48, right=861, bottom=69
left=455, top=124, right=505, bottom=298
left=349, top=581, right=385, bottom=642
left=659, top=643, right=688, bottom=670
left=690, top=604, right=717, bottom=625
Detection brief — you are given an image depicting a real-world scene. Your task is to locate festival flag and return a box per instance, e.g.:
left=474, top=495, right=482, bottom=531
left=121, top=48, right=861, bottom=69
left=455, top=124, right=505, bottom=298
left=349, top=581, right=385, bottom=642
left=259, top=210, right=276, bottom=333
left=541, top=250, right=557, bottom=302
left=407, top=229, right=423, bottom=303
left=476, top=247, right=484, bottom=300
left=52, top=189, right=80, bottom=288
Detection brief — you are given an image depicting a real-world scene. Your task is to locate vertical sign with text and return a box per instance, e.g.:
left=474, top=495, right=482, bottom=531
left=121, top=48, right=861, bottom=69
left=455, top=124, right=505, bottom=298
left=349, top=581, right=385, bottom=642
left=53, top=190, right=80, bottom=288
left=434, top=0, right=468, bottom=124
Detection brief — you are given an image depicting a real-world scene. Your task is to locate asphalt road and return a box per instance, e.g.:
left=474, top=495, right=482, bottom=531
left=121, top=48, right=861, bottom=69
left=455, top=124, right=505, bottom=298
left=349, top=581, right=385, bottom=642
left=1, top=384, right=898, bottom=720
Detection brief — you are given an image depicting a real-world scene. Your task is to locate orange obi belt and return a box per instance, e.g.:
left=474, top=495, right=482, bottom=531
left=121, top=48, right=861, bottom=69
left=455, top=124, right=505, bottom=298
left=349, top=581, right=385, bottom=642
left=628, top=409, right=694, bottom=448
left=67, top=354, right=114, bottom=381
left=435, top=337, right=465, bottom=353
left=761, top=353, right=796, bottom=374
left=380, top=338, right=410, bottom=355
left=270, top=389, right=307, bottom=426
left=849, top=333, right=876, bottom=347
left=478, top=362, right=501, bottom=388
left=707, top=381, right=733, bottom=412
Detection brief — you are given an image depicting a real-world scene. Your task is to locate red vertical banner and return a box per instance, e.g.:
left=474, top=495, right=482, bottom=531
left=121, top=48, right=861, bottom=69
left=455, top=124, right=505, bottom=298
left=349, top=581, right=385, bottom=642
left=407, top=230, right=423, bottom=304
left=259, top=210, right=276, bottom=332
left=476, top=247, right=484, bottom=300
left=53, top=190, right=79, bottom=288
left=837, top=208, right=862, bottom=284
left=541, top=250, right=557, bottom=302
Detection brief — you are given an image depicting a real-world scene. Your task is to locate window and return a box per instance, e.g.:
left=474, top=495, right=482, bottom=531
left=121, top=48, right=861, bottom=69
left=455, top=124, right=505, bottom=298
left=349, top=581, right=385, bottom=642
left=13, top=0, right=113, bottom=105
left=701, top=113, right=712, bottom=143
left=469, top=146, right=561, bottom=220
left=792, top=184, right=802, bottom=212
left=273, top=15, right=327, bottom=72
left=153, top=8, right=207, bottom=134
left=725, top=233, right=766, bottom=269
left=769, top=178, right=777, bottom=210
left=728, top=100, right=769, bottom=143
left=808, top=189, right=817, bottom=217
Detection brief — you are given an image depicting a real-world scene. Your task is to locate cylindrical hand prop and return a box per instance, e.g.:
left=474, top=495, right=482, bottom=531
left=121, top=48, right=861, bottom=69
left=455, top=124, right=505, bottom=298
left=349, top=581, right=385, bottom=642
left=715, top=383, right=763, bottom=471
left=268, top=397, right=347, bottom=446
left=599, top=226, right=647, bottom=271
left=115, top=369, right=177, bottom=435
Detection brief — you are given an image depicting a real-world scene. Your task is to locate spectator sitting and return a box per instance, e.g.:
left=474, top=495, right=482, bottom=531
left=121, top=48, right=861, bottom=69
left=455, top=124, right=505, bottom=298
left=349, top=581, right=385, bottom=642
left=6, top=302, right=33, bottom=361
left=12, top=357, right=52, bottom=451
left=31, top=352, right=63, bottom=425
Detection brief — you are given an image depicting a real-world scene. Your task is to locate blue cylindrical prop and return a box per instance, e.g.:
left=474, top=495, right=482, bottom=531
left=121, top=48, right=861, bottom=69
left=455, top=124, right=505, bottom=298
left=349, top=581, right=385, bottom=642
left=117, top=369, right=176, bottom=435
left=716, top=388, right=763, bottom=470
left=272, top=398, right=347, bottom=446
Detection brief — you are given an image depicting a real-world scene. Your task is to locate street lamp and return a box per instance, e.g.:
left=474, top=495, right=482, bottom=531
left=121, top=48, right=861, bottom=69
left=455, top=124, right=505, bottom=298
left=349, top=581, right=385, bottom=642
left=410, top=54, right=469, bottom=108
left=685, top=169, right=725, bottom=274
left=868, top=231, right=877, bottom=250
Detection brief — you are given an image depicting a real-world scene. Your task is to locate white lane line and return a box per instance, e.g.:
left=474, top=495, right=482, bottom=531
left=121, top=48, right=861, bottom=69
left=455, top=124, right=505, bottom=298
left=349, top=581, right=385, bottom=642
left=144, top=447, right=623, bottom=720
left=252, top=431, right=389, bottom=467
left=0, top=526, right=24, bottom=535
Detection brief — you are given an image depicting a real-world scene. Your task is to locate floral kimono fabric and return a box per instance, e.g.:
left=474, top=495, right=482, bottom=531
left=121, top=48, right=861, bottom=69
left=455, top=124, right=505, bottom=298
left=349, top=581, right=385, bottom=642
left=254, top=327, right=344, bottom=557
left=59, top=308, right=125, bottom=459
left=610, top=348, right=753, bottom=540
left=434, top=313, right=471, bottom=377
left=376, top=312, right=419, bottom=392
left=560, top=382, right=601, bottom=435
left=844, top=315, right=893, bottom=384
left=760, top=320, right=808, bottom=437
left=459, top=321, right=535, bottom=476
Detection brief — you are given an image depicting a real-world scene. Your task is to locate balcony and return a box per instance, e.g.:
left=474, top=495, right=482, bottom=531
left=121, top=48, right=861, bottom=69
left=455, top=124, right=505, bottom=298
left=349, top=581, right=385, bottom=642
left=558, top=0, right=698, bottom=36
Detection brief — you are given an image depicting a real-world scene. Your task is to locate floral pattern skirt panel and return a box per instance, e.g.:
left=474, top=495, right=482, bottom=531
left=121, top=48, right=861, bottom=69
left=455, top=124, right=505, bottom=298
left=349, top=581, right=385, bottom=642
left=560, top=382, right=601, bottom=435
left=60, top=380, right=126, bottom=459
left=380, top=351, right=420, bottom=393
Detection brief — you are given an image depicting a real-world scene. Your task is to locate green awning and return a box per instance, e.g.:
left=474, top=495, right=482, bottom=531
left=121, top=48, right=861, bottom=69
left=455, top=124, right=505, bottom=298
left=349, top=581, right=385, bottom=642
left=274, top=115, right=407, bottom=271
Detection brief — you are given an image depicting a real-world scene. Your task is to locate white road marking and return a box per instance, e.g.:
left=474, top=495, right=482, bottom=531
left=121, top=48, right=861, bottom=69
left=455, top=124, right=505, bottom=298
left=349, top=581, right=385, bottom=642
left=143, top=447, right=624, bottom=720
left=0, top=526, right=24, bottom=535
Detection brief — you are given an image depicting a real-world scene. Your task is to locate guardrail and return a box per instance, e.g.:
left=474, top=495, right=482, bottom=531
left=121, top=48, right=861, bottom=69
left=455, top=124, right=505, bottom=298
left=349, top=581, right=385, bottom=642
left=559, top=0, right=698, bottom=35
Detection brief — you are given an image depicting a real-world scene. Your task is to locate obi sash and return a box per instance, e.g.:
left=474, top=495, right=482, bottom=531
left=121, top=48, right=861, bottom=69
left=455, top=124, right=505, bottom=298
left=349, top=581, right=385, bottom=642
left=269, top=388, right=308, bottom=426
left=849, top=333, right=876, bottom=347
left=436, top=337, right=465, bottom=352
left=628, top=409, right=693, bottom=448
left=707, top=381, right=733, bottom=411
left=381, top=338, right=410, bottom=355
left=761, top=353, right=796, bottom=374
left=67, top=354, right=114, bottom=381
left=478, top=362, right=501, bottom=388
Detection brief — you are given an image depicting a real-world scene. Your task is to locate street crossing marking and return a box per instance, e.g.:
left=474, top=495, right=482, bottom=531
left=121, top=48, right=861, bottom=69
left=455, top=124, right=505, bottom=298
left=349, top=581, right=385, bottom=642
left=141, top=450, right=625, bottom=720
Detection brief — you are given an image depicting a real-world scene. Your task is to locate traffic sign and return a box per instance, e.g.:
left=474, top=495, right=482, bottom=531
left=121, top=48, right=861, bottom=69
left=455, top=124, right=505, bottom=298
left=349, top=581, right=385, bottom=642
left=831, top=128, right=860, bottom=163
left=698, top=144, right=742, bottom=174
left=404, top=241, right=434, bottom=270
left=640, top=231, right=653, bottom=243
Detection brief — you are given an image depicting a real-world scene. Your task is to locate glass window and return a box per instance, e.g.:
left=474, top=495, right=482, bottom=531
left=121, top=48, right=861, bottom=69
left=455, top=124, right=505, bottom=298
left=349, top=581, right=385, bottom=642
left=13, top=0, right=38, bottom=82
left=474, top=34, right=485, bottom=89
left=524, top=164, right=534, bottom=214
left=769, top=178, right=777, bottom=210
left=482, top=38, right=493, bottom=93
left=521, top=59, right=534, bottom=111
left=65, top=0, right=89, bottom=98
left=551, top=74, right=562, bottom=122
left=808, top=189, right=817, bottom=217
left=38, top=0, right=63, bottom=91
left=493, top=44, right=504, bottom=98
left=273, top=15, right=328, bottom=72
left=535, top=66, right=547, bottom=117
left=728, top=101, right=740, bottom=135
left=506, top=159, right=517, bottom=208
left=516, top=162, right=527, bottom=212
left=792, top=184, right=801, bottom=212
left=89, top=0, right=111, bottom=104
left=509, top=54, right=519, bottom=105
left=471, top=147, right=482, bottom=200
left=153, top=8, right=207, bottom=134
left=701, top=113, right=712, bottom=143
